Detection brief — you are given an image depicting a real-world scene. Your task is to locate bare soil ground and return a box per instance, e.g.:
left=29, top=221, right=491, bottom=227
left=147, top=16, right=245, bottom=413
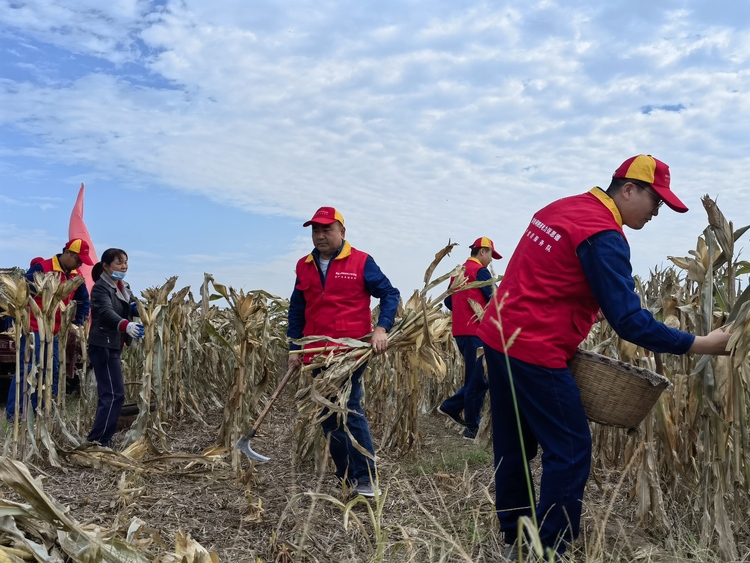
left=4, top=393, right=667, bottom=563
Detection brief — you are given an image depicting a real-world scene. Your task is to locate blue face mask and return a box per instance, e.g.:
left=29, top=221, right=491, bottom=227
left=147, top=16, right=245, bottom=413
left=111, top=271, right=126, bottom=281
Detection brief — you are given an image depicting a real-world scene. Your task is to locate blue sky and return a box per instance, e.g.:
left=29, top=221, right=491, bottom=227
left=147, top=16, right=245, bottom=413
left=1, top=0, right=750, bottom=300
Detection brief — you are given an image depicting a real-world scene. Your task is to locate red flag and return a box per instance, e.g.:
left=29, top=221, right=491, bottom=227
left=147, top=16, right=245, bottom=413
left=68, top=183, right=98, bottom=295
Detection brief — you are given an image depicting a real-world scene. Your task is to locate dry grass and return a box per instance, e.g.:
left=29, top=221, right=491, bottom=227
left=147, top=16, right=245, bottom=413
left=2, top=196, right=750, bottom=560
left=3, top=398, right=749, bottom=562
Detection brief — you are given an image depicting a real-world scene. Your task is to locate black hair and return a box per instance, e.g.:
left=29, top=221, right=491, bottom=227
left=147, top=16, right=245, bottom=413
left=470, top=247, right=482, bottom=257
left=606, top=177, right=652, bottom=197
left=92, top=248, right=128, bottom=282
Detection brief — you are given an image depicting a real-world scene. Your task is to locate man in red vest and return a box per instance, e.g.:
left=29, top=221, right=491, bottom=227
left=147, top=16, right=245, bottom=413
left=477, top=155, right=731, bottom=560
left=438, top=237, right=500, bottom=440
left=287, top=207, right=400, bottom=498
left=6, top=239, right=92, bottom=421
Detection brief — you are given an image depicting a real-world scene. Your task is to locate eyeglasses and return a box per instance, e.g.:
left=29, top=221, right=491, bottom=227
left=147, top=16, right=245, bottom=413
left=637, top=185, right=664, bottom=209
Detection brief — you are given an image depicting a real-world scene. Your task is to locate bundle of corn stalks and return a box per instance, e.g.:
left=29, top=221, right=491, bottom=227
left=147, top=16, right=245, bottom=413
left=0, top=456, right=219, bottom=562
left=292, top=242, right=499, bottom=459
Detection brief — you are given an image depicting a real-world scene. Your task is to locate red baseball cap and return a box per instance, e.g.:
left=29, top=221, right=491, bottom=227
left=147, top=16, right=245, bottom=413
left=64, top=238, right=94, bottom=265
left=470, top=237, right=502, bottom=259
left=303, top=206, right=345, bottom=227
left=613, top=154, right=688, bottom=213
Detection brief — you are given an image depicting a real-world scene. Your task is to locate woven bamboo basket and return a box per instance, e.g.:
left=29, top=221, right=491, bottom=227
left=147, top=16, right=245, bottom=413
left=568, top=349, right=672, bottom=429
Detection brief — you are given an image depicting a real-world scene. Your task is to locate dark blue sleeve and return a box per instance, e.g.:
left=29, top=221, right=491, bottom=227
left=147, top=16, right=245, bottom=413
left=25, top=264, right=42, bottom=291
left=476, top=267, right=494, bottom=302
left=363, top=256, right=400, bottom=331
left=287, top=280, right=306, bottom=351
left=72, top=282, right=90, bottom=325
left=444, top=295, right=453, bottom=311
left=577, top=230, right=694, bottom=354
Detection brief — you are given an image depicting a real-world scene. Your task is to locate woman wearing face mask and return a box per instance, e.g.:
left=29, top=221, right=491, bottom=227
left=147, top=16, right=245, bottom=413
left=86, top=248, right=143, bottom=447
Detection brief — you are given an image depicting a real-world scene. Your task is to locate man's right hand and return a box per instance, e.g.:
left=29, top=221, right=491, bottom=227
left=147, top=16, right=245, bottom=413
left=688, top=327, right=731, bottom=355
left=288, top=353, right=303, bottom=370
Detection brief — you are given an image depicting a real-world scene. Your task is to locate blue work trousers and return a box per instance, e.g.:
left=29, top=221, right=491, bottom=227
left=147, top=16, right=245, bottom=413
left=87, top=345, right=125, bottom=447
left=6, top=332, right=59, bottom=420
left=441, top=335, right=488, bottom=429
left=484, top=344, right=591, bottom=555
left=315, top=364, right=376, bottom=485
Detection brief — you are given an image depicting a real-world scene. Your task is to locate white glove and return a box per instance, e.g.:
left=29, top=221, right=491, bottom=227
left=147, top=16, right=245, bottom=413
left=125, top=322, right=144, bottom=339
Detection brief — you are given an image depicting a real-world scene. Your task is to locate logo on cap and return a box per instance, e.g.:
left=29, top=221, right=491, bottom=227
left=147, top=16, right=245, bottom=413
left=303, top=207, right=346, bottom=227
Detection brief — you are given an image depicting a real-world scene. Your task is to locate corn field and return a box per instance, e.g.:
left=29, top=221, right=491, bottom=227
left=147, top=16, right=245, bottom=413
left=583, top=195, right=750, bottom=560
left=0, top=194, right=749, bottom=561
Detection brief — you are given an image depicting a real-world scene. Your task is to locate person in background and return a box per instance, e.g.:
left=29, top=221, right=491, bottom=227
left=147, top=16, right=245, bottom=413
left=287, top=207, right=400, bottom=498
left=6, top=239, right=91, bottom=421
left=86, top=248, right=143, bottom=448
left=477, top=155, right=732, bottom=560
left=438, top=237, right=500, bottom=440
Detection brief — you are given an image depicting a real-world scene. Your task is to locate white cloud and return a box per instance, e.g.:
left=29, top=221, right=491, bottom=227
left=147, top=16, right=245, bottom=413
left=0, top=0, right=151, bottom=63
left=0, top=0, right=749, bottom=298
left=0, top=194, right=59, bottom=211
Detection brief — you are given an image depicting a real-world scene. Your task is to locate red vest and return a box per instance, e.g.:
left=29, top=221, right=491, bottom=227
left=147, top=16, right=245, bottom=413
left=295, top=242, right=372, bottom=362
left=29, top=255, right=82, bottom=334
left=450, top=258, right=489, bottom=336
left=477, top=189, right=625, bottom=368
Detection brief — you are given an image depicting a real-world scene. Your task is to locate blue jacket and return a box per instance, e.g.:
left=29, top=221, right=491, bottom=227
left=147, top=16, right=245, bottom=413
left=577, top=230, right=694, bottom=353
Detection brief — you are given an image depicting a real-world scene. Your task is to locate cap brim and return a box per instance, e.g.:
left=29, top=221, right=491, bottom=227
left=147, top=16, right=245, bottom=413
left=491, top=250, right=502, bottom=259
left=80, top=254, right=94, bottom=266
left=652, top=186, right=688, bottom=213
left=303, top=218, right=338, bottom=227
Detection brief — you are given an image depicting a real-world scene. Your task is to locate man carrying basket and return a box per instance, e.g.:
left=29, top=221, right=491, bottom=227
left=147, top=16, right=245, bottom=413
left=478, top=155, right=731, bottom=560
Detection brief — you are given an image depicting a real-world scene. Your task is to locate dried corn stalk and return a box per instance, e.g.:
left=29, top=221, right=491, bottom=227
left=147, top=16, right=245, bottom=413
left=586, top=196, right=750, bottom=559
